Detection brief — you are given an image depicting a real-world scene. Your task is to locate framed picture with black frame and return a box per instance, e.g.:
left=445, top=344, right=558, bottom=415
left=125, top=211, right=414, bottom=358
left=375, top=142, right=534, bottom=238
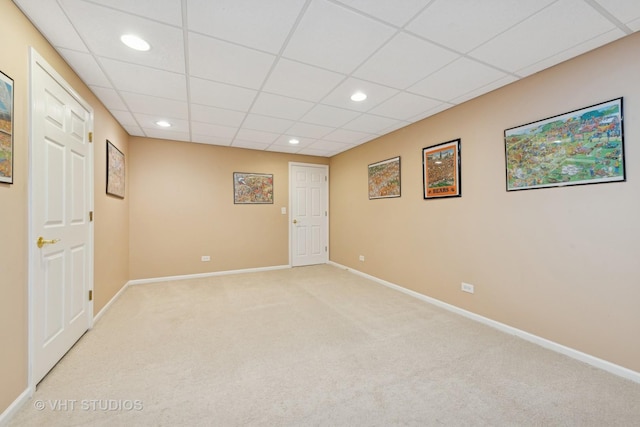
left=422, top=139, right=461, bottom=199
left=504, top=98, right=624, bottom=191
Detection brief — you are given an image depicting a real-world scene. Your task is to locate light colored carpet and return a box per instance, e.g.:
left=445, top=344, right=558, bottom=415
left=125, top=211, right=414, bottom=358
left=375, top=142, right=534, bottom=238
left=8, top=264, right=640, bottom=426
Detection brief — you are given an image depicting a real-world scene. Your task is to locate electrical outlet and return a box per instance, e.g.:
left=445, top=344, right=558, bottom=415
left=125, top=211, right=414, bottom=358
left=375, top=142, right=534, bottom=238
left=359, top=255, right=365, bottom=262
left=461, top=282, right=474, bottom=294
left=201, top=256, right=211, bottom=262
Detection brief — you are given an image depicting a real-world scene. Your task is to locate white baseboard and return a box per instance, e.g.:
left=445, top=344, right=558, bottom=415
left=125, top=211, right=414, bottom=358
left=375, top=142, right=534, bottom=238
left=328, top=261, right=640, bottom=385
left=0, top=388, right=31, bottom=427
left=93, top=280, right=131, bottom=324
left=128, top=264, right=291, bottom=286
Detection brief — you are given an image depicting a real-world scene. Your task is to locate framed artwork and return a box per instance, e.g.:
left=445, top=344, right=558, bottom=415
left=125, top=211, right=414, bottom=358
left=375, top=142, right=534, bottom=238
left=233, top=172, right=273, bottom=204
left=0, top=70, right=14, bottom=184
left=423, top=139, right=461, bottom=199
left=368, top=156, right=401, bottom=199
left=106, top=140, right=125, bottom=198
left=505, top=98, right=624, bottom=191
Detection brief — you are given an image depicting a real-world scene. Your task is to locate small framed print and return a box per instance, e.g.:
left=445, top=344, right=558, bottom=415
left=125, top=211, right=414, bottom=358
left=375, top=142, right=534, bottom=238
left=368, top=156, right=401, bottom=199
left=233, top=172, right=273, bottom=204
left=106, top=140, right=125, bottom=198
left=423, top=139, right=461, bottom=199
left=0, top=70, right=14, bottom=184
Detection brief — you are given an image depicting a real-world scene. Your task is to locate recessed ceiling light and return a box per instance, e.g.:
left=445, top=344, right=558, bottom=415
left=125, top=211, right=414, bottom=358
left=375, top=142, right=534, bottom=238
left=121, top=34, right=150, bottom=51
left=350, top=91, right=367, bottom=102
left=156, top=120, right=171, bottom=128
left=289, top=138, right=300, bottom=145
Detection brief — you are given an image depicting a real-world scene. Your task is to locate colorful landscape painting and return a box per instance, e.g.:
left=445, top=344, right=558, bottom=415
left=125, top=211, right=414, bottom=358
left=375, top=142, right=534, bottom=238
left=368, top=156, right=400, bottom=199
left=0, top=71, right=13, bottom=184
left=505, top=98, right=624, bottom=191
left=234, top=172, right=273, bottom=204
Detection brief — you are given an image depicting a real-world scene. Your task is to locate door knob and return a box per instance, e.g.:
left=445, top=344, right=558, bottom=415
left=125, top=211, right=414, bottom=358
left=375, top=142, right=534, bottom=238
left=293, top=219, right=298, bottom=224
left=37, top=236, right=61, bottom=249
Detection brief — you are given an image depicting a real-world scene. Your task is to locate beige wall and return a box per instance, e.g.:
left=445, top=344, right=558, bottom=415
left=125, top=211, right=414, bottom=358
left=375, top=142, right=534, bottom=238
left=329, top=33, right=640, bottom=373
left=128, top=136, right=328, bottom=279
left=0, top=0, right=129, bottom=414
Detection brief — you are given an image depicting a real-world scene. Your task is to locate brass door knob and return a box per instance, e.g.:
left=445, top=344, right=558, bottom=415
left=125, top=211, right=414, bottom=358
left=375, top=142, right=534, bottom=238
left=37, top=236, right=61, bottom=249
left=293, top=219, right=298, bottom=224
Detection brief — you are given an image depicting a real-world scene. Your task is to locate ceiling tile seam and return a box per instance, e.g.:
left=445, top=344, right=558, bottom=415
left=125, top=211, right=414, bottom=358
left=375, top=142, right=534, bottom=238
left=512, top=27, right=626, bottom=77
left=229, top=0, right=315, bottom=150
left=328, top=0, right=408, bottom=29
left=54, top=0, right=150, bottom=138
left=585, top=0, right=633, bottom=34
left=82, top=0, right=184, bottom=30
left=181, top=0, right=195, bottom=143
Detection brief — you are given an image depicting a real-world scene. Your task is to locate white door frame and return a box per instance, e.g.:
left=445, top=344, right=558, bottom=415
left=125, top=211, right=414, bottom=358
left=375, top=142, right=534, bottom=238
left=27, top=48, right=94, bottom=391
left=288, top=162, right=329, bottom=266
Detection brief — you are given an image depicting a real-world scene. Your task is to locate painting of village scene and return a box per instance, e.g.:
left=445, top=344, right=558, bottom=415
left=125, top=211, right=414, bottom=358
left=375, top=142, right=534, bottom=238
left=0, top=71, right=13, bottom=184
left=368, top=156, right=400, bottom=199
left=106, top=141, right=125, bottom=198
left=423, top=139, right=461, bottom=199
left=234, top=172, right=273, bottom=204
left=505, top=98, right=624, bottom=191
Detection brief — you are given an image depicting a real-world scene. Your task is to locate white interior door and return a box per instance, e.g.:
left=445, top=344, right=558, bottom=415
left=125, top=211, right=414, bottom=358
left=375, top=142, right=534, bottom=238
left=290, top=163, right=328, bottom=266
left=30, top=49, right=93, bottom=384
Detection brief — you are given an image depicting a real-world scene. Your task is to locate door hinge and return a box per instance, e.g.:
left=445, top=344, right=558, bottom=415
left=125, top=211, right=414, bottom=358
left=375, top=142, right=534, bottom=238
left=88, top=132, right=93, bottom=143
left=89, top=211, right=93, bottom=222
left=88, top=290, right=93, bottom=301
left=325, top=176, right=327, bottom=181
left=325, top=211, right=327, bottom=216
left=325, top=246, right=328, bottom=252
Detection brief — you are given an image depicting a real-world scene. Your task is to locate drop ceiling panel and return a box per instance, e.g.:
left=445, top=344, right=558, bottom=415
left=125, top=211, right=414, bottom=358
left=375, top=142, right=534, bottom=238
left=231, top=140, right=271, bottom=150
left=324, top=128, right=374, bottom=144
left=322, top=78, right=399, bottom=112
left=58, top=49, right=111, bottom=87
left=235, top=129, right=280, bottom=144
left=189, top=78, right=257, bottom=111
left=190, top=104, right=246, bottom=128
left=300, top=105, right=361, bottom=127
left=596, top=0, right=640, bottom=25
left=369, top=93, right=443, bottom=121
left=110, top=110, right=138, bottom=127
left=469, top=0, right=618, bottom=72
left=406, top=0, right=556, bottom=53
left=515, top=29, right=624, bottom=77
left=250, top=93, right=314, bottom=121
left=135, top=114, right=189, bottom=133
left=408, top=58, right=509, bottom=102
left=189, top=33, right=276, bottom=89
left=271, top=136, right=315, bottom=148
left=186, top=0, right=305, bottom=53
left=354, top=32, right=459, bottom=89
left=145, top=128, right=190, bottom=142
left=191, top=134, right=233, bottom=146
left=307, top=140, right=354, bottom=152
left=121, top=92, right=189, bottom=121
left=89, top=86, right=127, bottom=111
left=285, top=122, right=334, bottom=139
left=283, top=0, right=396, bottom=74
left=342, top=114, right=402, bottom=135
left=89, top=0, right=183, bottom=26
left=100, top=58, right=187, bottom=101
left=242, top=114, right=295, bottom=134
left=335, top=0, right=431, bottom=27
left=15, top=0, right=87, bottom=52
left=191, top=122, right=237, bottom=139
left=61, top=0, right=185, bottom=73
left=263, top=59, right=345, bottom=102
